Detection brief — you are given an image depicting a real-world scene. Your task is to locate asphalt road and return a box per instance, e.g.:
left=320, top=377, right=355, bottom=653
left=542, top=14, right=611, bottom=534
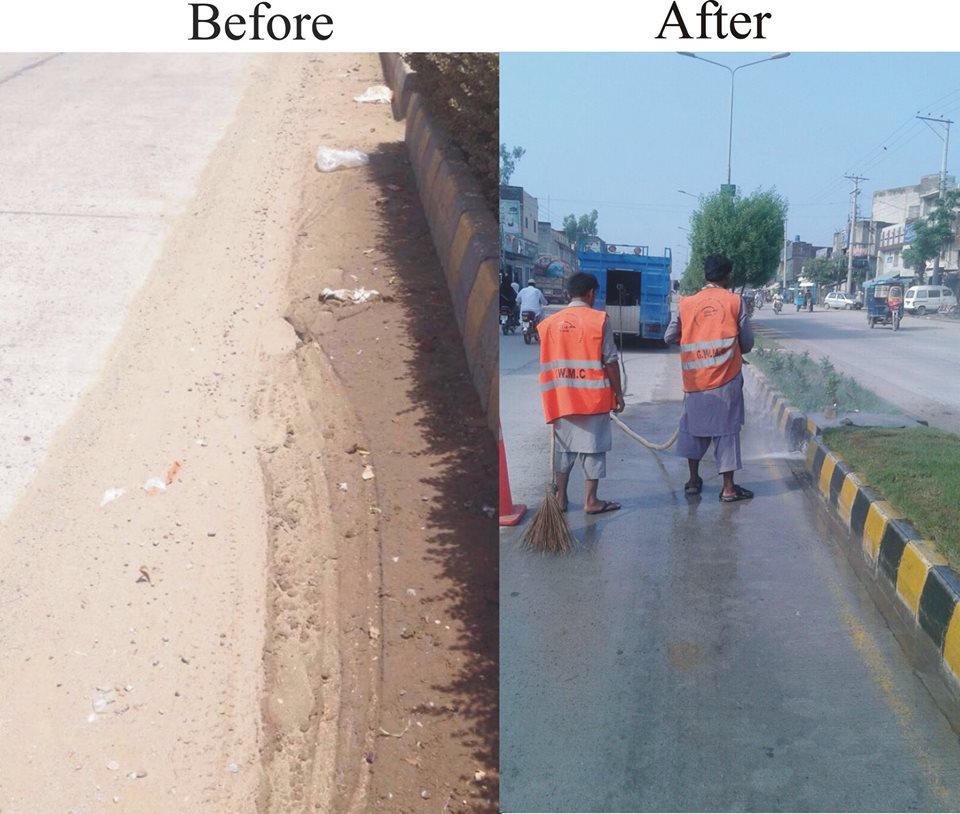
left=751, top=304, right=960, bottom=434
left=0, top=53, right=252, bottom=519
left=500, top=324, right=960, bottom=812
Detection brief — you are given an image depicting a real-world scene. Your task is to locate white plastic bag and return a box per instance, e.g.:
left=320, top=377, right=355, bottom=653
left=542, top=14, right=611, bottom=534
left=353, top=85, right=393, bottom=104
left=315, top=146, right=369, bottom=173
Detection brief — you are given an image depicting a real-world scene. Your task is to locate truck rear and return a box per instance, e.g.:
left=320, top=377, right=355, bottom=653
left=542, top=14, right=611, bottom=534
left=532, top=256, right=573, bottom=304
left=576, top=239, right=672, bottom=340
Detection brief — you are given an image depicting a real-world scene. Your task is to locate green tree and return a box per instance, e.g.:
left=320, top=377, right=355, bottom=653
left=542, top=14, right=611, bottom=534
left=562, top=210, right=600, bottom=249
left=801, top=254, right=846, bottom=287
left=405, top=54, right=498, bottom=210
left=680, top=188, right=787, bottom=293
left=500, top=144, right=526, bottom=185
left=901, top=191, right=960, bottom=284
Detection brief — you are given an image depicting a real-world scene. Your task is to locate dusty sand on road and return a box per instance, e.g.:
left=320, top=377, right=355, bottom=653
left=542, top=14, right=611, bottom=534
left=0, top=54, right=497, bottom=813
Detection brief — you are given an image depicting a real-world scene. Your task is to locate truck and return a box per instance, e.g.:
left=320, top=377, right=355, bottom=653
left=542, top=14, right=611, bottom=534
left=531, top=255, right=573, bottom=304
left=576, top=238, right=673, bottom=340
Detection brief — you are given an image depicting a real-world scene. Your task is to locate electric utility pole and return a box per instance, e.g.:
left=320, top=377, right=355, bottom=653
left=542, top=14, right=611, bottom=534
left=844, top=174, right=867, bottom=292
left=782, top=221, right=789, bottom=293
left=917, top=115, right=952, bottom=285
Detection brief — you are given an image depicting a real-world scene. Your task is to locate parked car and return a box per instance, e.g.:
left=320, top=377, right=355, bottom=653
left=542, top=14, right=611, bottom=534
left=904, top=285, right=958, bottom=315
left=823, top=291, right=861, bottom=310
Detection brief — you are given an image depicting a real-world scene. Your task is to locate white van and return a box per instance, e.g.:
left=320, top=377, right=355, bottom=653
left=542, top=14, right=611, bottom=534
left=904, top=285, right=958, bottom=315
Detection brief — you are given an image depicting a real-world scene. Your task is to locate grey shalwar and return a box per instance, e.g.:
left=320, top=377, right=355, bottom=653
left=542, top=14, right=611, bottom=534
left=552, top=301, right=619, bottom=479
left=663, top=289, right=754, bottom=473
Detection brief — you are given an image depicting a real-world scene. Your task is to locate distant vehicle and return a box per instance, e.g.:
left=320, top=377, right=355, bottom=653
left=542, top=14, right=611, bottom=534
left=532, top=256, right=573, bottom=304
left=904, top=285, right=958, bottom=315
left=576, top=238, right=672, bottom=340
left=520, top=310, right=540, bottom=345
left=499, top=305, right=519, bottom=334
left=865, top=278, right=904, bottom=330
left=823, top=292, right=861, bottom=310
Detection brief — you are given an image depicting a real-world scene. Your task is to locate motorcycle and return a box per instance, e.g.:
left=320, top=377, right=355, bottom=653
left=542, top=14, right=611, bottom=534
left=773, top=299, right=782, bottom=314
left=499, top=305, right=519, bottom=335
left=521, top=311, right=540, bottom=345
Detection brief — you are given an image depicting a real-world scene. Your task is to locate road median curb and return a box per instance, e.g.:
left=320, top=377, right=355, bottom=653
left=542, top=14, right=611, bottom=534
left=746, top=364, right=960, bottom=694
left=378, top=53, right=497, bottom=435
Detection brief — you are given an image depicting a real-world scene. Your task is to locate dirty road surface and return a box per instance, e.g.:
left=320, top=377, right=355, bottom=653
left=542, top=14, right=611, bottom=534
left=0, top=53, right=497, bottom=813
left=500, top=326, right=960, bottom=812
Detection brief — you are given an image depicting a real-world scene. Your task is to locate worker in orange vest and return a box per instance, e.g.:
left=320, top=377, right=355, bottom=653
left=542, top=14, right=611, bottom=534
left=664, top=254, right=755, bottom=502
left=538, top=272, right=625, bottom=515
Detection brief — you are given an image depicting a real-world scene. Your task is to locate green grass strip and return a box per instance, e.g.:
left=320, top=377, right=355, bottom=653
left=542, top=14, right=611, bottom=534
left=823, top=426, right=960, bottom=570
left=749, top=339, right=897, bottom=414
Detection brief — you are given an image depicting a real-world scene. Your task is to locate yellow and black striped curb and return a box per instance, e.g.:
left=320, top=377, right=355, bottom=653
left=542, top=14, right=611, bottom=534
left=379, top=53, right=497, bottom=435
left=746, top=365, right=960, bottom=689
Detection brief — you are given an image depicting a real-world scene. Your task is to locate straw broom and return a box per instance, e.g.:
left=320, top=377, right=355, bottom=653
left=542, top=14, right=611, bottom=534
left=520, top=424, right=577, bottom=555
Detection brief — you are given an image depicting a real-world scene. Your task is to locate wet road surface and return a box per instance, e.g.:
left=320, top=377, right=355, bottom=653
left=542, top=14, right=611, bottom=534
left=500, top=329, right=960, bottom=812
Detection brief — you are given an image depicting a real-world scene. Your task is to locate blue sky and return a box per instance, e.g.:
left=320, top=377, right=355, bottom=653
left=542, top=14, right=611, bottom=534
left=500, top=53, right=960, bottom=270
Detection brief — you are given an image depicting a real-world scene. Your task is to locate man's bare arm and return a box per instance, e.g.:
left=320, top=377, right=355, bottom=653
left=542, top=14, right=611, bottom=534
left=605, top=361, right=625, bottom=413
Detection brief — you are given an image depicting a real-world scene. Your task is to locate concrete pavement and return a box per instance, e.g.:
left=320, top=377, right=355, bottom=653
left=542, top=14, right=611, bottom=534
left=0, top=53, right=252, bottom=519
left=500, top=329, right=960, bottom=812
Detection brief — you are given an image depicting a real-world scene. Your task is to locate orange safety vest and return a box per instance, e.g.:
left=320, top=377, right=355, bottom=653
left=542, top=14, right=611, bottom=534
left=537, top=306, right=614, bottom=423
left=678, top=286, right=743, bottom=393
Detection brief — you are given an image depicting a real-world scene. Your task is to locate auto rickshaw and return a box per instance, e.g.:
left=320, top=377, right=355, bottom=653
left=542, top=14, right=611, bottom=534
left=864, top=278, right=905, bottom=330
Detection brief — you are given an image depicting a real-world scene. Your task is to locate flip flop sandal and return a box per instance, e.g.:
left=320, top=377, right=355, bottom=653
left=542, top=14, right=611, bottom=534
left=585, top=500, right=621, bottom=515
left=684, top=477, right=703, bottom=495
left=719, top=485, right=754, bottom=503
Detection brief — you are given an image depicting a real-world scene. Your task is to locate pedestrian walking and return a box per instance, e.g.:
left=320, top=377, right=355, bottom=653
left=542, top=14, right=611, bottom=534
left=537, top=272, right=625, bottom=515
left=664, top=254, right=755, bottom=502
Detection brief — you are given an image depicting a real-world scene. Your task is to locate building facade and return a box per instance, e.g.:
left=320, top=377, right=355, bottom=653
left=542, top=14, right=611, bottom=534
left=499, top=185, right=539, bottom=285
left=831, top=219, right=882, bottom=284
left=872, top=173, right=958, bottom=283
left=783, top=237, right=825, bottom=285
left=536, top=221, right=578, bottom=270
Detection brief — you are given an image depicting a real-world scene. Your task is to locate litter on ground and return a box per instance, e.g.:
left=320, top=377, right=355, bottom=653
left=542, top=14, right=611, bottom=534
left=353, top=85, right=392, bottom=104
left=320, top=287, right=383, bottom=305
left=100, top=488, right=126, bottom=507
left=165, top=461, right=182, bottom=485
left=315, top=146, right=369, bottom=172
left=141, top=477, right=167, bottom=495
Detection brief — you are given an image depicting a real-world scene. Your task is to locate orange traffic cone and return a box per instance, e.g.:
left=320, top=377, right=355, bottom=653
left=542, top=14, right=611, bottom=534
left=499, top=422, right=526, bottom=526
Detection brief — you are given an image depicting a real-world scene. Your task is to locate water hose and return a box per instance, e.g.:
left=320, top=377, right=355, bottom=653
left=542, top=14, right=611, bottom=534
left=609, top=284, right=679, bottom=451
left=611, top=413, right=679, bottom=450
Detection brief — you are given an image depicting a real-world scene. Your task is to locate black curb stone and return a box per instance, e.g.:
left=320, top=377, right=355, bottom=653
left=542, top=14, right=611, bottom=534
left=748, top=366, right=960, bottom=679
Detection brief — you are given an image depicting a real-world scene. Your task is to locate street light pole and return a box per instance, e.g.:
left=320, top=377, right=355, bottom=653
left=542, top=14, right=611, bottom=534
left=678, top=52, right=790, bottom=188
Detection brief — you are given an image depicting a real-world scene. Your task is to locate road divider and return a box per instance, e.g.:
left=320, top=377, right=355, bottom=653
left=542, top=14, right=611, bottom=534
left=746, top=364, right=960, bottom=697
left=379, top=53, right=497, bottom=435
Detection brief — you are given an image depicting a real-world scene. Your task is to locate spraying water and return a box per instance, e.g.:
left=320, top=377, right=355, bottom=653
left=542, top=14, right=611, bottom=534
left=742, top=371, right=807, bottom=463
